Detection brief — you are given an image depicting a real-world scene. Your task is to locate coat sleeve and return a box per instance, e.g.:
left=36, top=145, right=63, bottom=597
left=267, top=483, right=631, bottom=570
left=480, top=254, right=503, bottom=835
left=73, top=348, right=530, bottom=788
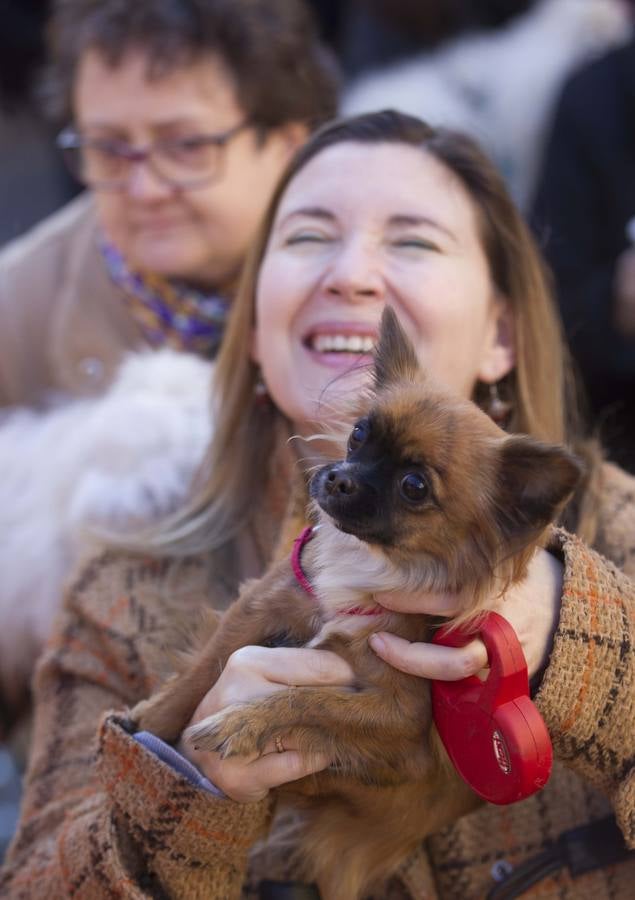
left=0, top=553, right=272, bottom=899
left=535, top=527, right=635, bottom=847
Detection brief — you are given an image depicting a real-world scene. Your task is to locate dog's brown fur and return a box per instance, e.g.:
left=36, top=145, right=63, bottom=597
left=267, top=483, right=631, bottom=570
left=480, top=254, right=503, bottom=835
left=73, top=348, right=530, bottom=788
left=134, top=308, right=583, bottom=899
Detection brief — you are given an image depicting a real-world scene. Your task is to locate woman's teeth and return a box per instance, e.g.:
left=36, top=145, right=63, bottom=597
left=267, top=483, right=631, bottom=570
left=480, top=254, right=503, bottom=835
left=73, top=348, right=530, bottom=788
left=311, top=334, right=375, bottom=353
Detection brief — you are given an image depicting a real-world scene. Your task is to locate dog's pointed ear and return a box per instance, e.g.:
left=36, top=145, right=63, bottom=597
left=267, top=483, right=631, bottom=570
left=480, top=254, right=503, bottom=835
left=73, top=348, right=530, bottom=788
left=492, top=435, right=584, bottom=550
left=373, top=307, right=420, bottom=389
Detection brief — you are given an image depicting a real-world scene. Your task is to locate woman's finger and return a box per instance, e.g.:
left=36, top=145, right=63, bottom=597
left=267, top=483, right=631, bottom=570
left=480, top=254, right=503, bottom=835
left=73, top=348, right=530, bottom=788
left=189, top=647, right=355, bottom=732
left=260, top=733, right=305, bottom=757
left=219, top=750, right=332, bottom=803
left=368, top=632, right=488, bottom=680
left=230, top=645, right=354, bottom=686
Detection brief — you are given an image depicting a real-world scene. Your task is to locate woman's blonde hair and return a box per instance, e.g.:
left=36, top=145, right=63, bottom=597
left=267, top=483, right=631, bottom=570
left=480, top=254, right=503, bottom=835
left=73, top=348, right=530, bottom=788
left=144, top=110, right=601, bottom=568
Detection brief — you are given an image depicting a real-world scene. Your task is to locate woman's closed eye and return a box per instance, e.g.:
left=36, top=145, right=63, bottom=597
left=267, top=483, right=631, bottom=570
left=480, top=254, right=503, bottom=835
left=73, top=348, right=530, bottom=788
left=161, top=136, right=219, bottom=165
left=285, top=230, right=333, bottom=246
left=391, top=236, right=440, bottom=252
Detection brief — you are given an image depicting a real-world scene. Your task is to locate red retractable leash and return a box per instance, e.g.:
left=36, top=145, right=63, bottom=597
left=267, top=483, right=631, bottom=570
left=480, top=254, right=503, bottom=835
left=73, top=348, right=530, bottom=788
left=431, top=611, right=552, bottom=805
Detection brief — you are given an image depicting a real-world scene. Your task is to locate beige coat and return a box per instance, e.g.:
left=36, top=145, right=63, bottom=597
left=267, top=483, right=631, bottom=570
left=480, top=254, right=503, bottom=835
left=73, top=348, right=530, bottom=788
left=0, top=193, right=146, bottom=406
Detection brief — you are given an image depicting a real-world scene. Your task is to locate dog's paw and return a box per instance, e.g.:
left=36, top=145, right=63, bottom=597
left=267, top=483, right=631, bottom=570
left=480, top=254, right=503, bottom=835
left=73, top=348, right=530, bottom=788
left=184, top=703, right=267, bottom=758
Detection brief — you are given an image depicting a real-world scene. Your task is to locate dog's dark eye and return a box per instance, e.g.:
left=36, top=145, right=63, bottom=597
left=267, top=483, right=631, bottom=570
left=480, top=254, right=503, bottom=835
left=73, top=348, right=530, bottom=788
left=400, top=472, right=428, bottom=503
left=348, top=418, right=369, bottom=452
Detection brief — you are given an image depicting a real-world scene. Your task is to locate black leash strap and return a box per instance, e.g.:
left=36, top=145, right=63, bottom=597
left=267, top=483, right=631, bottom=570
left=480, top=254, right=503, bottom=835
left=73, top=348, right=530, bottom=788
left=257, top=817, right=633, bottom=900
left=486, top=815, right=634, bottom=899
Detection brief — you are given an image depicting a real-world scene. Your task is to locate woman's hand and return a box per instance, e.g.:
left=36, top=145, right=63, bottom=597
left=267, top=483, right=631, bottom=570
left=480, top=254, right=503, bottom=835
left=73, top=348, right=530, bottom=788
left=369, top=548, right=563, bottom=683
left=178, top=645, right=353, bottom=803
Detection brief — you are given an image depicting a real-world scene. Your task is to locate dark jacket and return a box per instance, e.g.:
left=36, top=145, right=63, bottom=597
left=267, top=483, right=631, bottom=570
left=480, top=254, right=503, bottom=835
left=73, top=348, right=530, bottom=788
left=531, top=38, right=635, bottom=471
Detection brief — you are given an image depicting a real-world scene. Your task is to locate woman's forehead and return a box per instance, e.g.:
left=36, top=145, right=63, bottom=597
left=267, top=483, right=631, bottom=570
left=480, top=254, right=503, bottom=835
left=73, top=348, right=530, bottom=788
left=274, top=141, right=477, bottom=231
left=74, top=46, right=242, bottom=127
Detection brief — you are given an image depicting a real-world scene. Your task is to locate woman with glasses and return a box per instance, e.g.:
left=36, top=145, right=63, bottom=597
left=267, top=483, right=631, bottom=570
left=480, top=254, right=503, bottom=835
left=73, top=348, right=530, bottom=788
left=0, top=0, right=337, bottom=406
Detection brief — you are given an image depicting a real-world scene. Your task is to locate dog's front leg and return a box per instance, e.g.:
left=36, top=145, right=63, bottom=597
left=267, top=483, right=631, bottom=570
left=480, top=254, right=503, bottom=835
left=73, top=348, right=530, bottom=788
left=185, top=677, right=429, bottom=784
left=132, top=573, right=317, bottom=743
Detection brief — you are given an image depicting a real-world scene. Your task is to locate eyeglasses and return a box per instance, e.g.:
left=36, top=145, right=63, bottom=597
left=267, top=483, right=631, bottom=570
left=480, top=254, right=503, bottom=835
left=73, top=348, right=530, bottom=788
left=56, top=120, right=250, bottom=191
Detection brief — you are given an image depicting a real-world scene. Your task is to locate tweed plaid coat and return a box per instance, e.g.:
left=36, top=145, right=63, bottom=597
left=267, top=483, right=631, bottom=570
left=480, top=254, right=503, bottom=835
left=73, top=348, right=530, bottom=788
left=1, top=463, right=633, bottom=899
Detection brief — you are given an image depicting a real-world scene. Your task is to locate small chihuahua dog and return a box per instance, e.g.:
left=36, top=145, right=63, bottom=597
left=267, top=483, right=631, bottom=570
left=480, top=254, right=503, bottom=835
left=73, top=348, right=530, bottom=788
left=134, top=308, right=582, bottom=899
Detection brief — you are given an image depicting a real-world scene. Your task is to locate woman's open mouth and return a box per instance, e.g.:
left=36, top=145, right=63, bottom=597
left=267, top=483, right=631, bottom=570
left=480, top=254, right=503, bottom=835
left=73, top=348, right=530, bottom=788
left=303, top=323, right=377, bottom=366
left=310, top=334, right=375, bottom=353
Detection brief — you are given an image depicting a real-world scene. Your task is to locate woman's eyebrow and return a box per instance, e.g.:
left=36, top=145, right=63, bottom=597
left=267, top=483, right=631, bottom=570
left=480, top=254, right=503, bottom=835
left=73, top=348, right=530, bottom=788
left=278, top=206, right=336, bottom=228
left=387, top=214, right=456, bottom=241
left=80, top=117, right=207, bottom=132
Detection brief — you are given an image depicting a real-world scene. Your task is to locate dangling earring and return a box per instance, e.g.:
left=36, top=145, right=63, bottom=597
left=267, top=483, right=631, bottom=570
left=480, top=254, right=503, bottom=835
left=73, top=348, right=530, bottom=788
left=254, top=371, right=271, bottom=407
left=485, top=381, right=513, bottom=427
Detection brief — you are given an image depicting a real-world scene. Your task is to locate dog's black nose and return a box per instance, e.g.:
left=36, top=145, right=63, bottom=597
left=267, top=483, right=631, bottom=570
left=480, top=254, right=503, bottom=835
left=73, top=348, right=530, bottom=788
left=324, top=467, right=357, bottom=496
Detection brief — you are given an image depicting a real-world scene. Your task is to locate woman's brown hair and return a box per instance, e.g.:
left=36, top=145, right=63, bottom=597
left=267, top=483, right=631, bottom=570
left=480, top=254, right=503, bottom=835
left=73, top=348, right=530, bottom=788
left=142, top=110, right=601, bottom=572
left=45, top=0, right=339, bottom=130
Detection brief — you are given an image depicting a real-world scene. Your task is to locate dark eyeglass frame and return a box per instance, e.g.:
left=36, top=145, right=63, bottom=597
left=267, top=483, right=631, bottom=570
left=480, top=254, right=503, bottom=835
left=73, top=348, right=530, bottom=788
left=56, top=120, right=251, bottom=191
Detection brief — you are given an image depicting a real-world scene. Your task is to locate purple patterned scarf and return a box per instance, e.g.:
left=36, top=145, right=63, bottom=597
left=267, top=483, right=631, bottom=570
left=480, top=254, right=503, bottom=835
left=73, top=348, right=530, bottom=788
left=100, top=237, right=230, bottom=358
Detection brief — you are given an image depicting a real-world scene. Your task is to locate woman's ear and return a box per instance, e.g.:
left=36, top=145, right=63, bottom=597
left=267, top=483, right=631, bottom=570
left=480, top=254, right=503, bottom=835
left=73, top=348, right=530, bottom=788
left=268, top=121, right=309, bottom=165
left=477, top=297, right=516, bottom=384
left=280, top=121, right=309, bottom=156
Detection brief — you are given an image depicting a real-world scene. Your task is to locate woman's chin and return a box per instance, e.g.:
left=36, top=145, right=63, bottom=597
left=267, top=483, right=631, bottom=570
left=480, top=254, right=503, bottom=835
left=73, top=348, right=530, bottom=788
left=127, top=246, right=206, bottom=282
left=307, top=367, right=373, bottom=423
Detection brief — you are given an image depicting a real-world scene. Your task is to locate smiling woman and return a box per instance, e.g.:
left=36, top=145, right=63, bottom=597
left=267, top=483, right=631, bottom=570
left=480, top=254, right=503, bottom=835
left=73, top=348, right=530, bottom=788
left=253, top=141, right=514, bottom=425
left=170, top=109, right=601, bottom=572
left=2, top=110, right=633, bottom=900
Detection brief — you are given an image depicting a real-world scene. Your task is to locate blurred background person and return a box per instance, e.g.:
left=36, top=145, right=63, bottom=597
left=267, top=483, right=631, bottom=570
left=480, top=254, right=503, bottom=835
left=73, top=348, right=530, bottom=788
left=341, top=0, right=631, bottom=209
left=309, top=0, right=539, bottom=78
left=531, top=33, right=635, bottom=474
left=0, top=0, right=338, bottom=407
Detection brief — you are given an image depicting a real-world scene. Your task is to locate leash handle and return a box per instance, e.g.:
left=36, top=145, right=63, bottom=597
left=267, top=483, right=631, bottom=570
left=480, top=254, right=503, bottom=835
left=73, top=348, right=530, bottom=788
left=431, top=612, right=553, bottom=804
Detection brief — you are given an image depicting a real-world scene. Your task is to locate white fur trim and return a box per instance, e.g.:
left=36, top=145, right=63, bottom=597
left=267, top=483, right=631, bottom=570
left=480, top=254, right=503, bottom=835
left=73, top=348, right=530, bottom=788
left=0, top=350, right=213, bottom=698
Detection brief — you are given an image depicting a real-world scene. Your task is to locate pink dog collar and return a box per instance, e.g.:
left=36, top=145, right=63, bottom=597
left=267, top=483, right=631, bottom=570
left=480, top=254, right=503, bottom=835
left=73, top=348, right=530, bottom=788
left=291, top=526, right=383, bottom=616
left=291, top=526, right=316, bottom=597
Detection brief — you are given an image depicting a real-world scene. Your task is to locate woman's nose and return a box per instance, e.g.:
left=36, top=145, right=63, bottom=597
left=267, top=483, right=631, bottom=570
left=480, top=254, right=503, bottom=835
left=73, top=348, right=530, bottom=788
left=323, top=241, right=385, bottom=302
left=126, top=160, right=174, bottom=200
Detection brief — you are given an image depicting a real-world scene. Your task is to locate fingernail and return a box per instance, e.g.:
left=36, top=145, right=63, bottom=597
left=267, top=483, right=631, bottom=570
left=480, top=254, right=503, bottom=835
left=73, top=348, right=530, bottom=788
left=369, top=634, right=386, bottom=654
